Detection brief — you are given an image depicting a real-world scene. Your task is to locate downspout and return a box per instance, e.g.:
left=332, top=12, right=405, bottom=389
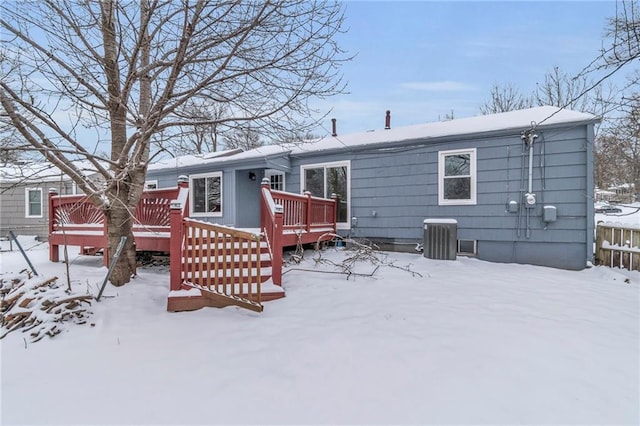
left=585, top=124, right=596, bottom=266
left=517, top=143, right=526, bottom=238
left=528, top=137, right=534, bottom=194
left=521, top=130, right=538, bottom=239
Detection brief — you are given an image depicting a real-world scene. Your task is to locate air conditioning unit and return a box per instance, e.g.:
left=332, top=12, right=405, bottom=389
left=423, top=219, right=457, bottom=260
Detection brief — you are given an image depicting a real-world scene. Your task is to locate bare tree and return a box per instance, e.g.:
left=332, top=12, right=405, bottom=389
left=479, top=67, right=615, bottom=135
left=534, top=66, right=607, bottom=114
left=479, top=83, right=534, bottom=115
left=222, top=126, right=263, bottom=151
left=273, top=131, right=320, bottom=145
left=0, top=131, right=23, bottom=165
left=168, top=100, right=229, bottom=156
left=566, top=0, right=640, bottom=114
left=0, top=0, right=348, bottom=286
left=596, top=100, right=640, bottom=192
left=594, top=133, right=623, bottom=189
left=600, top=0, right=640, bottom=86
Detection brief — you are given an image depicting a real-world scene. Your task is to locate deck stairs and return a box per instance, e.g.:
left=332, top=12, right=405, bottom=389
left=167, top=219, right=285, bottom=312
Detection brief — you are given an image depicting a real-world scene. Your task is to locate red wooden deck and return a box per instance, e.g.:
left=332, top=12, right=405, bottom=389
left=48, top=177, right=338, bottom=312
left=48, top=183, right=189, bottom=265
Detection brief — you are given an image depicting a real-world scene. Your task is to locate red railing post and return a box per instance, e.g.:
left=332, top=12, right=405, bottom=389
left=261, top=177, right=284, bottom=286
left=271, top=204, right=284, bottom=286
left=177, top=174, right=190, bottom=217
left=48, top=188, right=59, bottom=262
left=304, top=191, right=312, bottom=232
left=169, top=200, right=184, bottom=291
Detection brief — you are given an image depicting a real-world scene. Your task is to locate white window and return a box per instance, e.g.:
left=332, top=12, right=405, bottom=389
left=438, top=148, right=477, bottom=205
left=264, top=169, right=285, bottom=191
left=144, top=180, right=158, bottom=190
left=300, top=160, right=350, bottom=229
left=190, top=172, right=222, bottom=217
left=457, top=240, right=477, bottom=255
left=25, top=188, right=43, bottom=218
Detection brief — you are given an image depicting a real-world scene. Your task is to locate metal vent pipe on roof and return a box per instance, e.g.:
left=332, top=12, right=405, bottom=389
left=385, top=110, right=391, bottom=129
left=331, top=118, right=337, bottom=136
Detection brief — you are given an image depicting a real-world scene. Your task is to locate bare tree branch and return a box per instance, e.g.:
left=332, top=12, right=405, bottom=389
left=1, top=0, right=349, bottom=286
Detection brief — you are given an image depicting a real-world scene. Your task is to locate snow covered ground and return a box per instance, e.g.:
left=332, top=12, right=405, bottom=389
left=595, top=202, right=640, bottom=228
left=1, top=234, right=639, bottom=425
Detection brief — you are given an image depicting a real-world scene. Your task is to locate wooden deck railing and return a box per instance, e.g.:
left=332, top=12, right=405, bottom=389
left=50, top=186, right=185, bottom=233
left=134, top=187, right=188, bottom=231
left=49, top=178, right=189, bottom=265
left=595, top=222, right=640, bottom=271
left=260, top=179, right=338, bottom=285
left=49, top=193, right=105, bottom=231
left=173, top=218, right=263, bottom=308
left=269, top=188, right=337, bottom=233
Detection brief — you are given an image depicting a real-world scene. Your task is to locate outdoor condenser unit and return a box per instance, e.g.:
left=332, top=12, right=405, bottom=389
left=423, top=219, right=457, bottom=260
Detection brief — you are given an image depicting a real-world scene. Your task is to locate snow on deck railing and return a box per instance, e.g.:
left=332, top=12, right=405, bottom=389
left=595, top=223, right=640, bottom=272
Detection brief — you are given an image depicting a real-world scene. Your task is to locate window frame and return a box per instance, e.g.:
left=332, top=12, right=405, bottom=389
left=264, top=169, right=285, bottom=191
left=457, top=239, right=477, bottom=255
left=300, top=160, right=351, bottom=230
left=144, top=180, right=158, bottom=190
left=189, top=172, right=223, bottom=217
left=25, top=187, right=43, bottom=218
left=438, top=148, right=477, bottom=206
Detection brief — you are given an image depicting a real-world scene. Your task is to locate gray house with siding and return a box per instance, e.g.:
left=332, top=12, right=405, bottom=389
left=0, top=163, right=76, bottom=240
left=147, top=106, right=598, bottom=270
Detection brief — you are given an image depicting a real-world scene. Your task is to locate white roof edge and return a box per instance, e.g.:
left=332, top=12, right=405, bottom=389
left=289, top=106, right=598, bottom=155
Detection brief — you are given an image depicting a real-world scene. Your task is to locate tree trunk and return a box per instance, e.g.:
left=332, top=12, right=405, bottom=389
left=105, top=193, right=137, bottom=287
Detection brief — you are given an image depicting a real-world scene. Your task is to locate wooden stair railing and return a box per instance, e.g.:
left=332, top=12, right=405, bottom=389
left=171, top=218, right=266, bottom=312
left=260, top=182, right=284, bottom=286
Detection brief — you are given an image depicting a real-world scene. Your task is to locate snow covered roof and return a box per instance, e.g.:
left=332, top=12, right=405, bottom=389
left=608, top=183, right=636, bottom=190
left=1, top=160, right=100, bottom=184
left=148, top=148, right=243, bottom=170
left=291, top=105, right=597, bottom=154
left=148, top=106, right=597, bottom=170
left=2, top=163, right=71, bottom=184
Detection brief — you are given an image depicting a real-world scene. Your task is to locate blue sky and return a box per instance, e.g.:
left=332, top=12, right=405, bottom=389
left=313, top=1, right=624, bottom=136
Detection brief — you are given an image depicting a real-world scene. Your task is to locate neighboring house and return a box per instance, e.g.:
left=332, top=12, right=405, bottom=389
left=594, top=188, right=617, bottom=203
left=0, top=163, right=76, bottom=240
left=607, top=183, right=636, bottom=203
left=147, top=106, right=599, bottom=270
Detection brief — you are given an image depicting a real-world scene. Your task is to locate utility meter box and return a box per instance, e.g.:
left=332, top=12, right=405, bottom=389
left=423, top=219, right=457, bottom=260
left=543, top=205, right=557, bottom=222
left=524, top=193, right=536, bottom=209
